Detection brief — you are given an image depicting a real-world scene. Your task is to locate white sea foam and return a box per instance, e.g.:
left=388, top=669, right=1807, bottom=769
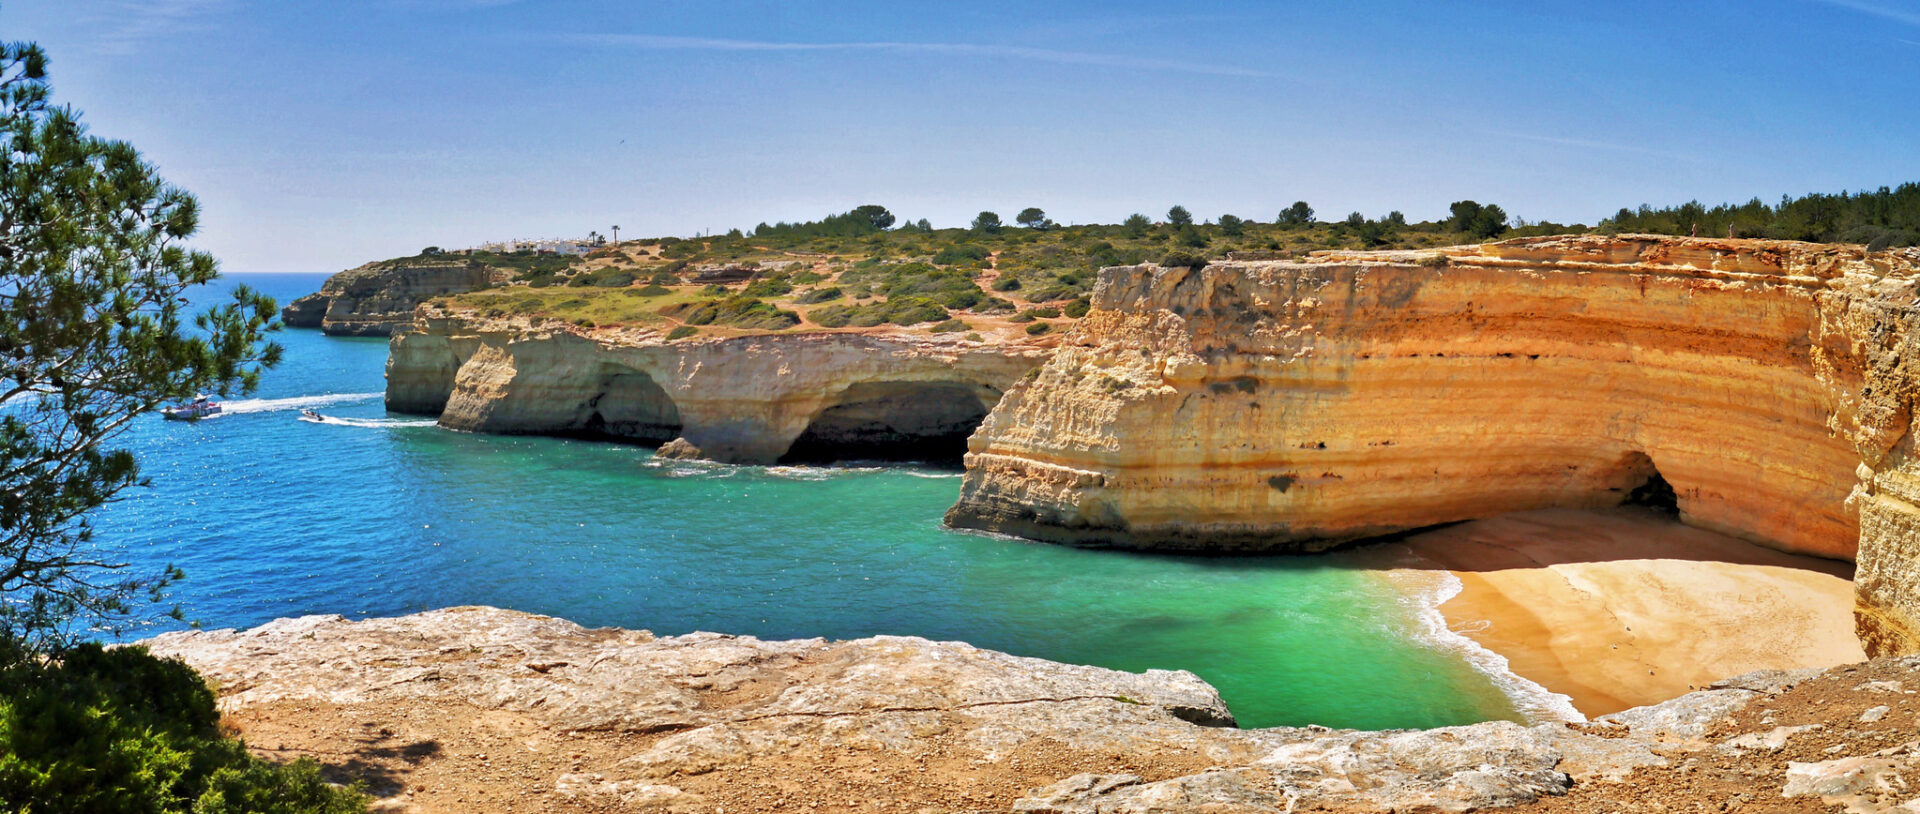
left=299, top=414, right=439, bottom=428
left=221, top=392, right=382, bottom=415
left=1395, top=569, right=1586, bottom=725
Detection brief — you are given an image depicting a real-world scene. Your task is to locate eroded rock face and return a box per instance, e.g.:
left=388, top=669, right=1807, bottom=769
left=940, top=236, right=1920, bottom=653
left=388, top=315, right=1047, bottom=464
left=284, top=261, right=495, bottom=337
left=140, top=607, right=1920, bottom=813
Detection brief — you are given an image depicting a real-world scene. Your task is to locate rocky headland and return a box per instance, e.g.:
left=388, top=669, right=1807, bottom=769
left=386, top=309, right=1050, bottom=463
left=145, top=606, right=1920, bottom=813
left=283, top=259, right=498, bottom=337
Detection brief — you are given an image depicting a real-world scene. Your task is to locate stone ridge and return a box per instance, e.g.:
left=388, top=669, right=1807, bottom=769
left=283, top=260, right=494, bottom=337
left=387, top=316, right=1049, bottom=463
left=939, top=235, right=1920, bottom=655
left=141, top=605, right=1920, bottom=813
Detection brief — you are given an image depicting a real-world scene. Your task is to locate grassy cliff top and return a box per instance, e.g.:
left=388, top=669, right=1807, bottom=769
left=421, top=212, right=1559, bottom=342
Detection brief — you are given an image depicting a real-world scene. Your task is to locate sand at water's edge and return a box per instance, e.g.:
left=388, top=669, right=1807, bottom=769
left=1377, top=507, right=1864, bottom=719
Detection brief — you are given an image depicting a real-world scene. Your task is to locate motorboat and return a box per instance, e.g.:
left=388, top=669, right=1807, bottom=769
left=161, top=395, right=221, bottom=421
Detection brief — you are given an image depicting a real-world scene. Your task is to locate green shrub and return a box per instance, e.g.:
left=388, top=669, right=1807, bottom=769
left=791, top=270, right=826, bottom=285
left=667, top=325, right=698, bottom=340
left=676, top=295, right=800, bottom=330
left=0, top=644, right=367, bottom=813
left=1160, top=251, right=1207, bottom=268
left=740, top=273, right=793, bottom=298
left=929, top=318, right=969, bottom=333
left=797, top=287, right=844, bottom=304
left=587, top=268, right=637, bottom=288
left=931, top=244, right=991, bottom=267
left=636, top=284, right=671, bottom=296
left=964, top=332, right=984, bottom=342
left=1063, top=297, right=1092, bottom=318
left=699, top=284, right=730, bottom=296
left=1025, top=322, right=1052, bottom=335
left=991, top=276, right=1022, bottom=291
left=809, top=295, right=949, bottom=328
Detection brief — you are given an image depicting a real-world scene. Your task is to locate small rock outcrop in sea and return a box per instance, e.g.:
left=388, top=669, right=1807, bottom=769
left=283, top=260, right=494, bottom=336
left=142, top=606, right=1920, bottom=813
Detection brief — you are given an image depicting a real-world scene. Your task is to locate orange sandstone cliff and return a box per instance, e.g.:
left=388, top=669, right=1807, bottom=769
left=939, top=235, right=1920, bottom=656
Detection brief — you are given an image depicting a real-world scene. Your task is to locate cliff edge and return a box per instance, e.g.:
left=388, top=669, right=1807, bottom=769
left=144, top=606, right=1920, bottom=813
left=284, top=260, right=496, bottom=337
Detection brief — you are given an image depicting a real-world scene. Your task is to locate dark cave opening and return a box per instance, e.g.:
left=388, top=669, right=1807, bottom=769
left=778, top=381, right=994, bottom=467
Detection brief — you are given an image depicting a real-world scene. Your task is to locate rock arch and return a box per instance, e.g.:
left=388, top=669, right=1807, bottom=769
left=572, top=367, right=683, bottom=445
left=779, top=381, right=998, bottom=465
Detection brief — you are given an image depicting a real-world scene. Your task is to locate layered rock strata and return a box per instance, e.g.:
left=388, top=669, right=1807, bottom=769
left=940, top=236, right=1920, bottom=655
left=283, top=260, right=496, bottom=336
left=388, top=313, right=1048, bottom=464
left=143, top=606, right=1920, bottom=813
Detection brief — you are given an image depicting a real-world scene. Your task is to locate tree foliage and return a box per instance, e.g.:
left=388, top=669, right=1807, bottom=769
left=971, top=211, right=1003, bottom=233
left=1601, top=184, right=1920, bottom=247
left=0, top=642, right=366, bottom=812
left=1447, top=200, right=1509, bottom=239
left=0, top=41, right=280, bottom=651
left=1016, top=207, right=1053, bottom=229
left=1278, top=201, right=1314, bottom=226
left=751, top=205, right=894, bottom=240
left=1166, top=205, right=1193, bottom=227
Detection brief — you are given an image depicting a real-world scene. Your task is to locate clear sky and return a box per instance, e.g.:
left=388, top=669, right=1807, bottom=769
left=7, top=0, right=1919, bottom=272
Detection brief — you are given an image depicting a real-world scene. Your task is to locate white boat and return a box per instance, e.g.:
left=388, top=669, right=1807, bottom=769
left=162, top=395, right=221, bottom=421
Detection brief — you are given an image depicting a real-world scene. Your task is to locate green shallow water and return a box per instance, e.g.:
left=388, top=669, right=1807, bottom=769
left=93, top=273, right=1525, bottom=730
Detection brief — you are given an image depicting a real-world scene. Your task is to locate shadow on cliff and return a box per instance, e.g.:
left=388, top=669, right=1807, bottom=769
left=1348, top=505, right=1855, bottom=579
left=298, top=732, right=442, bottom=798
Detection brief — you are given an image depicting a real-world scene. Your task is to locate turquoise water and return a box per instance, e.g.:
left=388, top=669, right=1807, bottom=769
left=91, top=272, right=1521, bottom=730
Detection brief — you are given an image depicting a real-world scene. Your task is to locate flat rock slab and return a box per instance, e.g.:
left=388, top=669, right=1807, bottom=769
left=143, top=606, right=1920, bottom=813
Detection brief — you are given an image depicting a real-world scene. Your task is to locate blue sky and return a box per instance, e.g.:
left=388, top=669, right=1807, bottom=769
left=7, top=0, right=1919, bottom=272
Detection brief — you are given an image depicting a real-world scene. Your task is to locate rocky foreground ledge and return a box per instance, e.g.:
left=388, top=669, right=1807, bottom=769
left=145, top=607, right=1920, bottom=813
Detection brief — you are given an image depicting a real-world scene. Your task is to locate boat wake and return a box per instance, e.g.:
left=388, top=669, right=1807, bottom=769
left=299, top=414, right=439, bottom=428
left=221, top=392, right=382, bottom=415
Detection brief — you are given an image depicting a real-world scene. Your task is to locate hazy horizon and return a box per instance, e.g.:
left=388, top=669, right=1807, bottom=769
left=10, top=0, right=1919, bottom=272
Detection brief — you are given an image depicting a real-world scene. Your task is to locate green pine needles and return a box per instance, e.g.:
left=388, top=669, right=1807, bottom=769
left=0, top=40, right=281, bottom=651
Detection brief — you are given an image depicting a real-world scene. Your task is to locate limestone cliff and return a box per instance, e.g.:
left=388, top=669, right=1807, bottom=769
left=388, top=312, right=1049, bottom=464
left=143, top=606, right=1920, bottom=813
left=941, top=236, right=1920, bottom=654
left=284, top=260, right=496, bottom=336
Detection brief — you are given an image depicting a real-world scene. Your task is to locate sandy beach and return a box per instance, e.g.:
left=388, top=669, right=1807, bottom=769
left=1371, top=507, right=1863, bottom=718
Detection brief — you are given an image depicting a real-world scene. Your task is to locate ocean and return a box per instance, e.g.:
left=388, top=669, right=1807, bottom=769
left=91, top=272, right=1524, bottom=730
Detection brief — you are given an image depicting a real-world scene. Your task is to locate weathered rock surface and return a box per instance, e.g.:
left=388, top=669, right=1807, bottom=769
left=940, top=235, right=1920, bottom=656
left=388, top=313, right=1048, bottom=463
left=141, top=606, right=1920, bottom=813
left=284, top=260, right=496, bottom=336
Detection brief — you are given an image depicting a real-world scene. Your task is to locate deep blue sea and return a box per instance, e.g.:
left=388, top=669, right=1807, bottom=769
left=92, top=272, right=1524, bottom=730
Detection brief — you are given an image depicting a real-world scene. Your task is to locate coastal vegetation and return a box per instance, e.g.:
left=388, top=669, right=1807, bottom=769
left=426, top=200, right=1532, bottom=337
left=0, top=40, right=363, bottom=812
left=1600, top=183, right=1920, bottom=247
left=411, top=183, right=1919, bottom=338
